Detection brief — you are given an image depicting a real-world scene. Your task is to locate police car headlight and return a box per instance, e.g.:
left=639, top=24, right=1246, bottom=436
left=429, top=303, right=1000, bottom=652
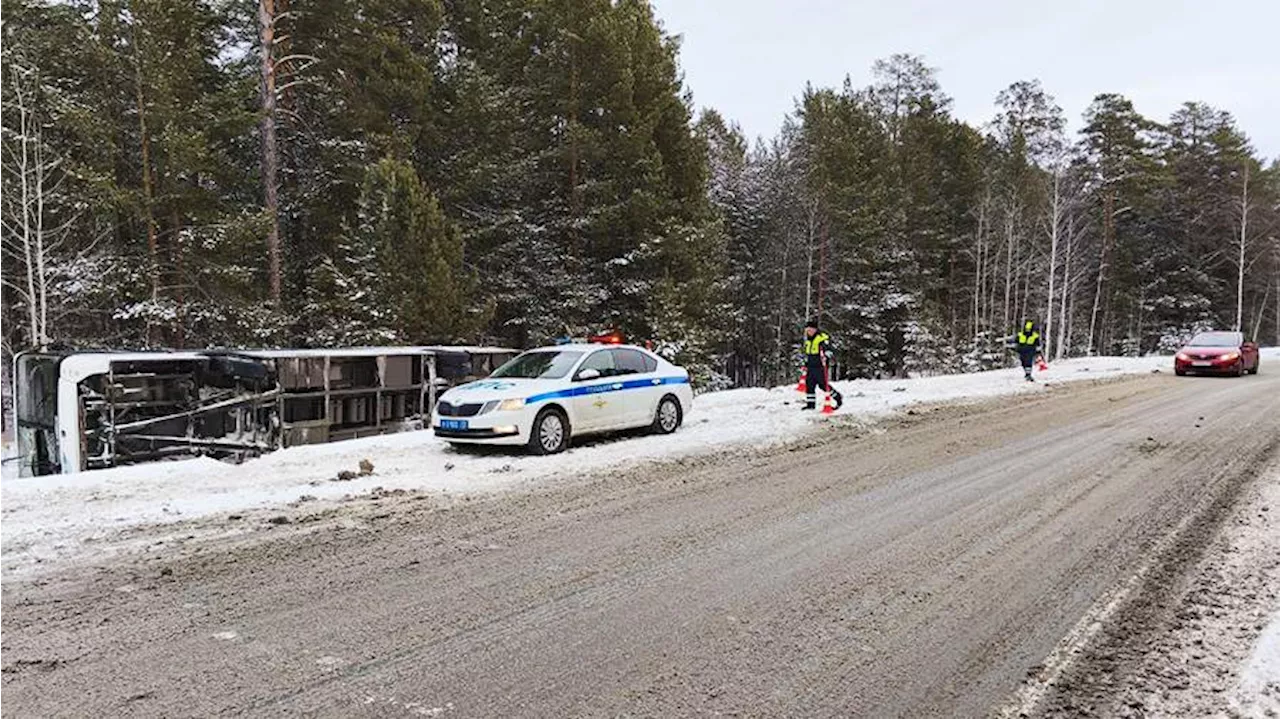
left=498, top=398, right=526, bottom=412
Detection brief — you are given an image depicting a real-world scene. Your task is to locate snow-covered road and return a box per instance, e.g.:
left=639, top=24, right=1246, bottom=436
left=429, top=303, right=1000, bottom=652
left=4, top=351, right=1277, bottom=578
left=7, top=347, right=1280, bottom=711
left=4, top=356, right=1277, bottom=718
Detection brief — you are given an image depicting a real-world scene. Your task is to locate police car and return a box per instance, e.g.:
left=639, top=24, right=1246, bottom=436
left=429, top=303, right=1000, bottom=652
left=432, top=343, right=693, bottom=454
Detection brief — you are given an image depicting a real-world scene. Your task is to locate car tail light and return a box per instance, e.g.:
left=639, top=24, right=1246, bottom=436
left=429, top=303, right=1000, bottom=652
left=589, top=330, right=624, bottom=345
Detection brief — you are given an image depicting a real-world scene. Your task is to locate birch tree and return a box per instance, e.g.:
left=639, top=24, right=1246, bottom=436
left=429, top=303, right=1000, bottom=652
left=991, top=80, right=1064, bottom=339
left=1234, top=162, right=1251, bottom=332
left=1, top=60, right=73, bottom=349
left=1042, top=164, right=1069, bottom=358
left=258, top=0, right=283, bottom=302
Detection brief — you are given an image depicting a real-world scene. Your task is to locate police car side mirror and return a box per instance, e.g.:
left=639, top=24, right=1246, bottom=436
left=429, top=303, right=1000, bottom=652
left=576, top=368, right=601, bottom=382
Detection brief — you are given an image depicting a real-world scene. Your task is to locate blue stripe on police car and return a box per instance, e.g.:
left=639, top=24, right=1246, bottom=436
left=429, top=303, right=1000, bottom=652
left=526, top=376, right=689, bottom=405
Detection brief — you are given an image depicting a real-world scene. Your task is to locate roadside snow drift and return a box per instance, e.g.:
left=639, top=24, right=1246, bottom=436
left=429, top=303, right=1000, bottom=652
left=3, top=351, right=1273, bottom=576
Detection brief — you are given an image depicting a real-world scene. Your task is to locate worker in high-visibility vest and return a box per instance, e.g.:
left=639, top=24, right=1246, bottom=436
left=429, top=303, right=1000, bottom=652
left=803, top=319, right=843, bottom=410
left=1015, top=320, right=1043, bottom=382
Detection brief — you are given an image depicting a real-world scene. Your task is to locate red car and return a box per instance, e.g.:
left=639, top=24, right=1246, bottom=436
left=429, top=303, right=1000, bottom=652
left=1174, top=331, right=1260, bottom=376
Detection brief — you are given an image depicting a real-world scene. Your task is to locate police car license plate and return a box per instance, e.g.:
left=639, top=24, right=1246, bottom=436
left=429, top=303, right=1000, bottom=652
left=441, top=419, right=469, bottom=430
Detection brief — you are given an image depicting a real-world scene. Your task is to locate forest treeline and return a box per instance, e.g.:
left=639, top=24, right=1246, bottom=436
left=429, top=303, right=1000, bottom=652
left=4, top=0, right=1277, bottom=387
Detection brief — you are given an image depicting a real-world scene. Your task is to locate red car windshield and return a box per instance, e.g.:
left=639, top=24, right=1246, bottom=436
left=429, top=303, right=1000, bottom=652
left=1188, top=332, right=1242, bottom=348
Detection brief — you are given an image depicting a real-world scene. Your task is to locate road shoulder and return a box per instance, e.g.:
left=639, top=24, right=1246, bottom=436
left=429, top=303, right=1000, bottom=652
left=1009, top=456, right=1280, bottom=718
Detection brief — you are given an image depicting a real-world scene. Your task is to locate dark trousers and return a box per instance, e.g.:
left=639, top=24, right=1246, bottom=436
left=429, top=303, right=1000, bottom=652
left=1018, top=349, right=1037, bottom=377
left=805, top=361, right=841, bottom=408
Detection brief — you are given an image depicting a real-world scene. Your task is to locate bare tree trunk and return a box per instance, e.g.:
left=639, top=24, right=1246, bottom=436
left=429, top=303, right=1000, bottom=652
left=817, top=215, right=827, bottom=321
left=776, top=223, right=791, bottom=385
left=1065, top=282, right=1076, bottom=359
left=259, top=0, right=283, bottom=303
left=171, top=210, right=186, bottom=349
left=803, top=201, right=816, bottom=320
left=1135, top=288, right=1146, bottom=355
left=1100, top=190, right=1117, bottom=354
left=15, top=74, right=39, bottom=347
left=989, top=246, right=996, bottom=330
left=1043, top=170, right=1062, bottom=360
left=131, top=16, right=160, bottom=345
left=978, top=188, right=997, bottom=339
left=1088, top=189, right=1116, bottom=355
left=973, top=200, right=985, bottom=339
left=1003, top=209, right=1015, bottom=331
left=1252, top=280, right=1270, bottom=343
left=1056, top=209, right=1075, bottom=359
left=1235, top=164, right=1249, bottom=332
left=1087, top=259, right=1103, bottom=356
left=33, top=120, right=50, bottom=348
left=1021, top=255, right=1031, bottom=329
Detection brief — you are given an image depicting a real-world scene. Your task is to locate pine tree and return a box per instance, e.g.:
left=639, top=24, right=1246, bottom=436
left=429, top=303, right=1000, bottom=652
left=304, top=158, right=484, bottom=345
left=1160, top=104, right=1257, bottom=340
left=871, top=56, right=984, bottom=373
left=1078, top=93, right=1160, bottom=354
left=698, top=110, right=775, bottom=385
left=794, top=83, right=896, bottom=376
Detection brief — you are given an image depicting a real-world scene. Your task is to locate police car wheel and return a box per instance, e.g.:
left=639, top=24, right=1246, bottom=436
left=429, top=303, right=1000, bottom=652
left=529, top=408, right=569, bottom=455
left=652, top=396, right=682, bottom=435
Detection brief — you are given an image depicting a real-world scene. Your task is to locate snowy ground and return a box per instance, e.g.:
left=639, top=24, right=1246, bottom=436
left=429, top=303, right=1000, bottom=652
left=2, top=351, right=1278, bottom=714
left=1110, top=461, right=1280, bottom=719
left=1, top=353, right=1191, bottom=577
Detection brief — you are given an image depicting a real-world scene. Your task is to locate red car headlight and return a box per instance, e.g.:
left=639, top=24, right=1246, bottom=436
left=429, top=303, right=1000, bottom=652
left=1176, top=352, right=1191, bottom=362
left=1221, top=351, right=1240, bottom=362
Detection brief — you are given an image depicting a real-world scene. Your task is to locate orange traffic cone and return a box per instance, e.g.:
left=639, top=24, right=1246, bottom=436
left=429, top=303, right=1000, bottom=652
left=796, top=369, right=807, bottom=392
left=821, top=390, right=836, bottom=415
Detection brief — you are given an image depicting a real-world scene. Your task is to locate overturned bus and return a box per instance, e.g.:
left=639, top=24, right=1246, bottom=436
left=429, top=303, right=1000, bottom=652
left=11, top=346, right=518, bottom=477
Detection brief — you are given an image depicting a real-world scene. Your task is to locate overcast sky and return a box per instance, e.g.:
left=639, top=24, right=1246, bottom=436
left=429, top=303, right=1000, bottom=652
left=651, top=0, right=1279, bottom=161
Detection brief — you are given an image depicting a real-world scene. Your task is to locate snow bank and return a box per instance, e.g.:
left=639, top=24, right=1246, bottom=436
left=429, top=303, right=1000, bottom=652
left=0, top=435, right=15, bottom=483
left=1230, top=462, right=1280, bottom=718
left=2, top=351, right=1272, bottom=575
left=1236, top=609, right=1280, bottom=717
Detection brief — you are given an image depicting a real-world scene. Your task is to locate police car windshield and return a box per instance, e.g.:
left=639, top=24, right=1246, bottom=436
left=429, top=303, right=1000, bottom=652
left=491, top=350, right=584, bottom=380
left=1188, top=332, right=1242, bottom=347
